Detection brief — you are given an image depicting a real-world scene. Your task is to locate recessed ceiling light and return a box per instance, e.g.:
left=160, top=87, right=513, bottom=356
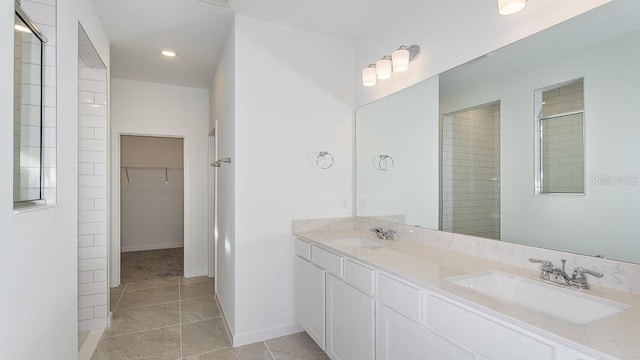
left=160, top=50, right=177, bottom=58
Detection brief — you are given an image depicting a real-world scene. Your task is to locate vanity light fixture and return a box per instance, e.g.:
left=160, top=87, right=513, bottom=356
left=498, top=0, right=528, bottom=15
left=362, top=64, right=377, bottom=86
left=376, top=55, right=393, bottom=80
left=160, top=49, right=177, bottom=57
left=361, top=44, right=421, bottom=86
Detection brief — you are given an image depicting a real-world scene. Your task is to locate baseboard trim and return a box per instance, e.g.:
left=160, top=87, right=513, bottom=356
left=232, top=323, right=303, bottom=347
left=121, top=242, right=183, bottom=252
left=215, top=295, right=234, bottom=346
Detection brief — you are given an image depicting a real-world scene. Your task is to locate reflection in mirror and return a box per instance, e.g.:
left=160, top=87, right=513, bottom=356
left=13, top=6, right=46, bottom=205
left=355, top=0, right=640, bottom=264
left=535, top=79, right=585, bottom=194
left=441, top=101, right=501, bottom=240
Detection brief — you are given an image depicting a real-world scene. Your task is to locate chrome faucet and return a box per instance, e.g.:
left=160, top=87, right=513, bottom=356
left=370, top=227, right=396, bottom=240
left=529, top=258, right=603, bottom=290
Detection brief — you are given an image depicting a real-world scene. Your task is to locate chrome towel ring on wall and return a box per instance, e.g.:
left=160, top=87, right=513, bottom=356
left=375, top=155, right=394, bottom=171
left=315, top=151, right=334, bottom=170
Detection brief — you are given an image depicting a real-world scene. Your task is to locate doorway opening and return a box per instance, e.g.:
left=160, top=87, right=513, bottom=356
left=119, top=135, right=185, bottom=282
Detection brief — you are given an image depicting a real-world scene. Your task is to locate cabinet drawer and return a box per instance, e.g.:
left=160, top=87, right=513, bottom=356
left=344, top=259, right=375, bottom=296
left=427, top=295, right=554, bottom=360
left=295, top=238, right=311, bottom=260
left=311, top=246, right=343, bottom=277
left=377, top=273, right=422, bottom=320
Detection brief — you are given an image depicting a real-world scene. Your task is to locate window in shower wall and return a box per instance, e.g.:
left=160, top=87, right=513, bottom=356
left=535, top=78, right=585, bottom=194
left=441, top=101, right=501, bottom=240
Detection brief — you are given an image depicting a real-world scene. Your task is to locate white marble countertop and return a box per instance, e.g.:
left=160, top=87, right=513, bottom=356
left=294, top=228, right=640, bottom=360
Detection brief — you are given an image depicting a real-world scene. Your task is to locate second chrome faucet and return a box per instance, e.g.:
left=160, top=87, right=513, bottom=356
left=529, top=258, right=603, bottom=290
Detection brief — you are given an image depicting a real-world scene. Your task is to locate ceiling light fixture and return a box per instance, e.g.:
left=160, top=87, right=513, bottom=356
left=160, top=49, right=177, bottom=57
left=498, top=0, right=528, bottom=15
left=361, top=44, right=421, bottom=87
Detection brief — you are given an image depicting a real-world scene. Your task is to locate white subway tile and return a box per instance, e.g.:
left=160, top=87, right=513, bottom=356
left=79, top=67, right=107, bottom=81
left=94, top=198, right=107, bottom=210
left=78, top=307, right=93, bottom=321
left=79, top=281, right=107, bottom=296
left=78, top=210, right=107, bottom=224
left=93, top=128, right=107, bottom=140
left=78, top=139, right=107, bottom=152
left=78, top=198, right=94, bottom=211
left=94, top=163, right=107, bottom=175
left=94, top=305, right=108, bottom=318
left=94, top=93, right=107, bottom=105
left=78, top=245, right=107, bottom=260
left=78, top=222, right=107, bottom=236
left=78, top=163, right=94, bottom=175
left=93, top=234, right=107, bottom=246
left=78, top=175, right=107, bottom=188
left=78, top=151, right=107, bottom=164
left=78, top=79, right=106, bottom=93
left=78, top=271, right=93, bottom=284
left=78, top=115, right=106, bottom=128
left=78, top=91, right=94, bottom=104
left=78, top=234, right=94, bottom=247
left=78, top=186, right=107, bottom=199
left=21, top=1, right=56, bottom=26
left=78, top=258, right=107, bottom=272
left=78, top=294, right=106, bottom=308
left=93, top=269, right=107, bottom=282
left=79, top=103, right=107, bottom=117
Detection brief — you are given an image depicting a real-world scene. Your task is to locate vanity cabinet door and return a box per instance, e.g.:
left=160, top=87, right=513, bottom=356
left=325, top=274, right=375, bottom=360
left=376, top=304, right=478, bottom=360
left=295, top=256, right=326, bottom=349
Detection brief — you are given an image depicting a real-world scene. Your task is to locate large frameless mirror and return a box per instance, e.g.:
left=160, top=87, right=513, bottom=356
left=14, top=4, right=47, bottom=206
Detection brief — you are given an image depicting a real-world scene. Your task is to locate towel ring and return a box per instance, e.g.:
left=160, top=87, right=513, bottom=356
left=376, top=155, right=394, bottom=171
left=316, top=151, right=334, bottom=170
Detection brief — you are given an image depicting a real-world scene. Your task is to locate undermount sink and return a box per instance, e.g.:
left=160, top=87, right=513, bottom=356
left=447, top=270, right=630, bottom=325
left=327, top=236, right=388, bottom=248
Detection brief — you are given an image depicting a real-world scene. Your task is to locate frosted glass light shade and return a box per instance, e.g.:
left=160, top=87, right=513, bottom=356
left=498, top=0, right=527, bottom=15
left=362, top=65, right=377, bottom=86
left=376, top=56, right=392, bottom=79
left=392, top=48, right=410, bottom=72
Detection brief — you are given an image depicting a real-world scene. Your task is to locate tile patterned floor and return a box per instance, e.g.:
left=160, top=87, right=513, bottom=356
left=92, top=248, right=327, bottom=360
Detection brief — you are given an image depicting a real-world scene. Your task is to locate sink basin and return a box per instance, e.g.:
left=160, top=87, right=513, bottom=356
left=447, top=270, right=630, bottom=325
left=327, top=236, right=388, bottom=248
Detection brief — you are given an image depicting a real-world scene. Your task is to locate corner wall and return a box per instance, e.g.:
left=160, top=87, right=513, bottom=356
left=230, top=15, right=354, bottom=345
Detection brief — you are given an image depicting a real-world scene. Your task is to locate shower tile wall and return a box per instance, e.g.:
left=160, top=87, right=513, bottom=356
left=17, top=0, right=57, bottom=203
left=442, top=103, right=500, bottom=240
left=77, top=58, right=109, bottom=331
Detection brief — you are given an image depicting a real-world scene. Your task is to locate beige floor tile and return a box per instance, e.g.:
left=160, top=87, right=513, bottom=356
left=103, top=302, right=180, bottom=338
left=126, top=276, right=180, bottom=290
left=181, top=280, right=214, bottom=300
left=110, top=288, right=125, bottom=311
left=184, top=342, right=273, bottom=360
left=117, top=285, right=179, bottom=310
left=181, top=318, right=231, bottom=357
left=91, top=326, right=181, bottom=360
left=265, top=332, right=328, bottom=360
left=181, top=297, right=220, bottom=323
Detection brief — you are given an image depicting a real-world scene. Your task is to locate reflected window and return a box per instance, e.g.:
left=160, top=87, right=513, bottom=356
left=14, top=6, right=46, bottom=207
left=535, top=79, right=585, bottom=194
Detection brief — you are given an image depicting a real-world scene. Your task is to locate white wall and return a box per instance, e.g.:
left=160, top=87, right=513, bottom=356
left=440, top=28, right=640, bottom=263
left=0, top=0, right=109, bottom=357
left=110, top=79, right=209, bottom=282
left=355, top=78, right=439, bottom=228
left=355, top=0, right=613, bottom=106
left=210, top=22, right=236, bottom=334
left=212, top=15, right=354, bottom=345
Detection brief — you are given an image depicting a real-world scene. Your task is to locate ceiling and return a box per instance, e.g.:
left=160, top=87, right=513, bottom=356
left=91, top=0, right=415, bottom=89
